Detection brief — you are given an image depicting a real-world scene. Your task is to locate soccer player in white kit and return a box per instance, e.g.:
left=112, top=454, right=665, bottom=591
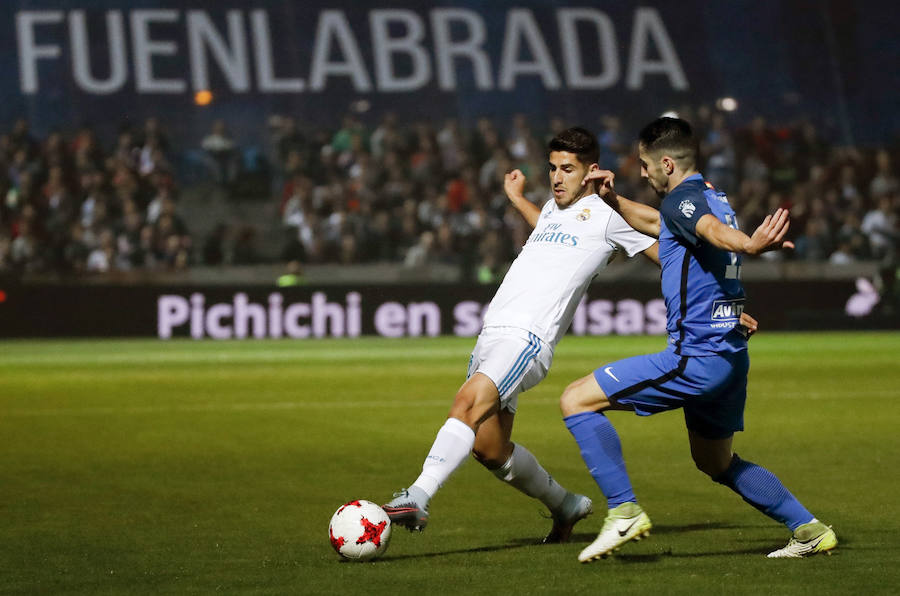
left=383, top=127, right=661, bottom=542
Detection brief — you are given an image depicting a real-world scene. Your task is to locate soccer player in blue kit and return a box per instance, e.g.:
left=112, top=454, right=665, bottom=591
left=563, top=117, right=837, bottom=562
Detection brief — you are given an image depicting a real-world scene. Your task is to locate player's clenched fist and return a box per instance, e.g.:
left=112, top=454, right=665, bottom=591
left=504, top=169, right=526, bottom=199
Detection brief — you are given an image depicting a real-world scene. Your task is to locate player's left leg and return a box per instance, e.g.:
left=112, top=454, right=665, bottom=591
left=690, top=429, right=814, bottom=529
left=473, top=409, right=592, bottom=543
left=690, top=430, right=836, bottom=557
left=685, top=350, right=836, bottom=557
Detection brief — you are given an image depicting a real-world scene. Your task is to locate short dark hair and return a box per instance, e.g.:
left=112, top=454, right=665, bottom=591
left=548, top=127, right=599, bottom=166
left=638, top=117, right=698, bottom=167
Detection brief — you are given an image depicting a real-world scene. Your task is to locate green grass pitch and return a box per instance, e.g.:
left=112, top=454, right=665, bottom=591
left=2, top=332, right=899, bottom=594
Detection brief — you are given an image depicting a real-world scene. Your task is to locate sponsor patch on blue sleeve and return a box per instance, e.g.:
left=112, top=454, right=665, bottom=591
left=661, top=190, right=712, bottom=245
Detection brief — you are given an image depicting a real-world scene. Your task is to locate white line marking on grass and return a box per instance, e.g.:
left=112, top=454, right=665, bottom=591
left=8, top=397, right=542, bottom=417
left=6, top=388, right=893, bottom=418
left=0, top=348, right=470, bottom=367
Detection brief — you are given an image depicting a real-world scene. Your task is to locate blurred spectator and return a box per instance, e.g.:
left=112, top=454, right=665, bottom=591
left=277, top=260, right=306, bottom=286
left=836, top=212, right=870, bottom=260
left=861, top=196, right=897, bottom=260
left=72, top=123, right=104, bottom=172
left=113, top=128, right=138, bottom=170
left=403, top=230, right=436, bottom=268
left=86, top=228, right=115, bottom=273
left=828, top=241, right=856, bottom=265
left=272, top=116, right=307, bottom=166
left=138, top=134, right=166, bottom=177
left=232, top=225, right=261, bottom=265
left=8, top=147, right=35, bottom=190
left=409, top=123, right=441, bottom=184
left=202, top=223, right=228, bottom=265
left=62, top=222, right=90, bottom=273
left=370, top=112, right=400, bottom=159
left=702, top=113, right=737, bottom=191
left=437, top=118, right=466, bottom=173
left=10, top=219, right=39, bottom=271
left=507, top=113, right=535, bottom=160
left=794, top=218, right=832, bottom=261
left=201, top=120, right=239, bottom=184
left=332, top=114, right=366, bottom=155
left=9, top=118, right=38, bottom=160
left=476, top=252, right=500, bottom=284
left=141, top=117, right=170, bottom=153
left=870, top=149, right=898, bottom=199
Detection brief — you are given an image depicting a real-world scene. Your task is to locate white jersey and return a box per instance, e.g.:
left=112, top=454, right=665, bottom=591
left=482, top=194, right=655, bottom=347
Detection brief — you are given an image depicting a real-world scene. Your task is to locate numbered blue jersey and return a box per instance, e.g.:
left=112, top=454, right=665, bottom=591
left=658, top=174, right=746, bottom=355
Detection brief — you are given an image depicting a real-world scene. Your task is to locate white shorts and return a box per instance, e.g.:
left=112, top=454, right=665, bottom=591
left=467, top=327, right=554, bottom=413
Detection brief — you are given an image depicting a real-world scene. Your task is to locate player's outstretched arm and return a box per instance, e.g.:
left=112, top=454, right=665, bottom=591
left=583, top=170, right=661, bottom=238
left=695, top=208, right=795, bottom=255
left=504, top=169, right=541, bottom=229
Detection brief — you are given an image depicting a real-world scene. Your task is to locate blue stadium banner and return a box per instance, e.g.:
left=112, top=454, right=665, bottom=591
left=1, top=1, right=898, bottom=144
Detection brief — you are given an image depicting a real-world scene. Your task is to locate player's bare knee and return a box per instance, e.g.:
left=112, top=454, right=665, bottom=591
left=448, top=391, right=475, bottom=422
left=559, top=375, right=605, bottom=417
left=559, top=386, right=576, bottom=417
left=449, top=391, right=497, bottom=431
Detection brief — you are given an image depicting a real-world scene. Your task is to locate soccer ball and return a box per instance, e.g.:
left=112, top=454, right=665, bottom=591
left=328, top=500, right=392, bottom=561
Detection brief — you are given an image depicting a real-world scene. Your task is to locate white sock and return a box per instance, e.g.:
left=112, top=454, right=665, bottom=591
left=492, top=443, right=567, bottom=512
left=412, top=417, right=475, bottom=499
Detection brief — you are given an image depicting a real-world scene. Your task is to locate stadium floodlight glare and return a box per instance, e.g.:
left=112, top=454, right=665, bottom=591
left=194, top=90, right=213, bottom=106
left=716, top=97, right=738, bottom=112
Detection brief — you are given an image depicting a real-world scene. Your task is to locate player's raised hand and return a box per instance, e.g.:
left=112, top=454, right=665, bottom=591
left=743, top=208, right=795, bottom=255
left=582, top=169, right=616, bottom=200
left=504, top=169, right=526, bottom=200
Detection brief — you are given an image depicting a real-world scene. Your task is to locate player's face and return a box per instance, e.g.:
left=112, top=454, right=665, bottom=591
left=548, top=151, right=593, bottom=208
left=638, top=145, right=668, bottom=198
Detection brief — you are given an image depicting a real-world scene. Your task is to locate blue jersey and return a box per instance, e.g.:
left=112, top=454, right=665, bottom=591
left=658, top=174, right=746, bottom=355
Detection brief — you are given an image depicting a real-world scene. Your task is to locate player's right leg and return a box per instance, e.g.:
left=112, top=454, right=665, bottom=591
left=559, top=372, right=650, bottom=562
left=383, top=373, right=499, bottom=531
left=473, top=410, right=593, bottom=543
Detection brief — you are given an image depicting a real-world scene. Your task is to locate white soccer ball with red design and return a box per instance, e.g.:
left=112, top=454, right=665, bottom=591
left=328, top=500, right=392, bottom=561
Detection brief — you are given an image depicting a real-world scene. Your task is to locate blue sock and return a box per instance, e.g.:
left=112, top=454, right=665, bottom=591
left=564, top=412, right=635, bottom=507
left=714, top=454, right=814, bottom=531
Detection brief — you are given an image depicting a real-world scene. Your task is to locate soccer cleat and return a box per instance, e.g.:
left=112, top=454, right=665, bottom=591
left=766, top=520, right=837, bottom=558
left=382, top=488, right=429, bottom=532
left=543, top=493, right=593, bottom=544
left=577, top=502, right=652, bottom=563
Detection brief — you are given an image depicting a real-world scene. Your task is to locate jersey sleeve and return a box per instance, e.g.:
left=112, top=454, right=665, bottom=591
left=606, top=210, right=657, bottom=257
left=659, top=191, right=713, bottom=246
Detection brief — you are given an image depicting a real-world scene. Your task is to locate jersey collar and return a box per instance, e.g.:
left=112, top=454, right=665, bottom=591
left=666, top=173, right=704, bottom=197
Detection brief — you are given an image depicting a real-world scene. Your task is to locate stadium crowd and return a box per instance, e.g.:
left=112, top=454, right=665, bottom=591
left=0, top=107, right=897, bottom=281
left=0, top=117, right=191, bottom=277
left=271, top=108, right=898, bottom=280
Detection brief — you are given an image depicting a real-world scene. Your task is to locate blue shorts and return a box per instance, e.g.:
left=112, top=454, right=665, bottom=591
left=593, top=349, right=749, bottom=440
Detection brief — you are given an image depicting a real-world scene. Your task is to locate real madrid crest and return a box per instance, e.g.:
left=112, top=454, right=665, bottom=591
left=576, top=208, right=591, bottom=221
